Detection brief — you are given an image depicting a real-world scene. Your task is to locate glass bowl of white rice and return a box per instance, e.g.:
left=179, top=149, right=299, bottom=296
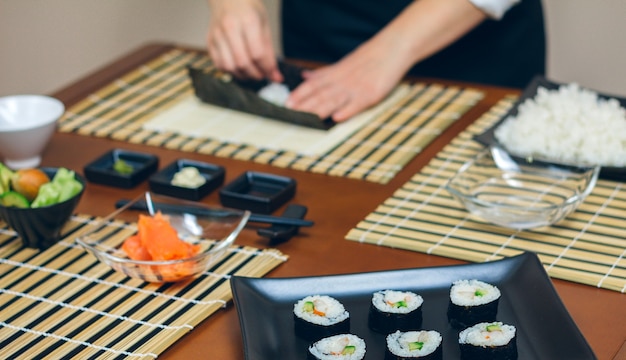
left=445, top=146, right=600, bottom=230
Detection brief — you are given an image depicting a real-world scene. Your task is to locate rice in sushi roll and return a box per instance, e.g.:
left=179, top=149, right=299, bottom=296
left=294, top=295, right=350, bottom=341
left=308, top=334, right=366, bottom=360
left=447, top=279, right=501, bottom=328
left=459, top=322, right=517, bottom=360
left=369, top=290, right=424, bottom=333
left=385, top=330, right=443, bottom=360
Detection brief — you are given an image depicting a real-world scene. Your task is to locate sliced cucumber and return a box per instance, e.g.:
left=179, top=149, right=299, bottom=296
left=0, top=191, right=30, bottom=208
left=409, top=341, right=424, bottom=351
left=303, top=301, right=314, bottom=312
left=342, top=345, right=356, bottom=355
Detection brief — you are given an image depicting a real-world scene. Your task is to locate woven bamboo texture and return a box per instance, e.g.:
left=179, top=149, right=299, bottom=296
left=57, top=49, right=483, bottom=184
left=346, top=97, right=626, bottom=293
left=0, top=215, right=287, bottom=359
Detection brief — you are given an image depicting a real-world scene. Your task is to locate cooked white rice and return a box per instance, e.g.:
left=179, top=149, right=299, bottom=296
left=494, top=83, right=626, bottom=166
left=309, top=334, right=366, bottom=360
left=450, top=279, right=500, bottom=306
left=386, top=330, right=442, bottom=357
left=459, top=321, right=516, bottom=347
left=294, top=295, right=349, bottom=326
left=257, top=82, right=290, bottom=106
left=372, top=290, right=423, bottom=314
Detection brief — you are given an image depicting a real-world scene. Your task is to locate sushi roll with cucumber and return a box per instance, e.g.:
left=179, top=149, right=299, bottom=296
left=458, top=321, right=517, bottom=360
left=385, top=330, right=443, bottom=360
left=369, top=290, right=424, bottom=333
left=307, top=334, right=366, bottom=360
left=294, top=295, right=350, bottom=341
left=447, top=279, right=501, bottom=328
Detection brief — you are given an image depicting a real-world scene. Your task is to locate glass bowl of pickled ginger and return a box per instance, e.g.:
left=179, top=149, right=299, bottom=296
left=76, top=191, right=250, bottom=282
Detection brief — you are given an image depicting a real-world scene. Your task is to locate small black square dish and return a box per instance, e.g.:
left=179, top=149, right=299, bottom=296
left=219, top=171, right=296, bottom=214
left=83, top=149, right=159, bottom=189
left=149, top=159, right=225, bottom=201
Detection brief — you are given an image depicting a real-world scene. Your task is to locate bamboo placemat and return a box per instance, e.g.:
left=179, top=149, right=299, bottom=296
left=0, top=215, right=287, bottom=359
left=57, top=49, right=483, bottom=184
left=346, top=96, right=626, bottom=293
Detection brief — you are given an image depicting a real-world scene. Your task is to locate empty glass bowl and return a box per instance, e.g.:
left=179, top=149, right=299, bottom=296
left=76, top=192, right=250, bottom=282
left=445, top=146, right=600, bottom=230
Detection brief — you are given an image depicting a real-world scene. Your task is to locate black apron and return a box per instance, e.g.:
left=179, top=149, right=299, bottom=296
left=282, top=0, right=545, bottom=89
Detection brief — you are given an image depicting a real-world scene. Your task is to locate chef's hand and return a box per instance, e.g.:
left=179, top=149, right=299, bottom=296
left=285, top=41, right=408, bottom=123
left=206, top=0, right=283, bottom=82
left=285, top=0, right=486, bottom=122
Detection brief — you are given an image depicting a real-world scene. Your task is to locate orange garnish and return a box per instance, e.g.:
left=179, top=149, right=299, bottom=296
left=122, top=211, right=200, bottom=261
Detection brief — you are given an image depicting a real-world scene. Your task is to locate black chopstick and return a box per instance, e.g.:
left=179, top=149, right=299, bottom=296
left=115, top=199, right=314, bottom=227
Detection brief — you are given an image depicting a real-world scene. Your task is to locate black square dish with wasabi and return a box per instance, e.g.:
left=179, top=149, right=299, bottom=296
left=83, top=149, right=158, bottom=188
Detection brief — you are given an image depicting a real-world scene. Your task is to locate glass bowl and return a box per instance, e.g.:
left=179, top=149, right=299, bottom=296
left=76, top=191, right=250, bottom=282
left=445, top=146, right=600, bottom=230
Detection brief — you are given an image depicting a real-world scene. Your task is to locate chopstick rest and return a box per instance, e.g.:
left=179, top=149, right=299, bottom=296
left=257, top=204, right=308, bottom=245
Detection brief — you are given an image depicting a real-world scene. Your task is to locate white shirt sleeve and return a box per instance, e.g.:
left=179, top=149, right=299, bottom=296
left=468, top=0, right=521, bottom=20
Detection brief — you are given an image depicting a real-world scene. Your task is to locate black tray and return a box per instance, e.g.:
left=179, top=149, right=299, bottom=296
left=475, top=75, right=626, bottom=181
left=148, top=159, right=225, bottom=201
left=83, top=149, right=158, bottom=188
left=231, top=252, right=595, bottom=360
left=188, top=62, right=335, bottom=130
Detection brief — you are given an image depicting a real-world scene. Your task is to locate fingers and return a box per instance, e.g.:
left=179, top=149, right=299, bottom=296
left=206, top=1, right=282, bottom=82
left=287, top=68, right=379, bottom=123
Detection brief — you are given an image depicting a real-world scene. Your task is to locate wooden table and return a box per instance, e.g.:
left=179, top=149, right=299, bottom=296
left=45, top=43, right=624, bottom=360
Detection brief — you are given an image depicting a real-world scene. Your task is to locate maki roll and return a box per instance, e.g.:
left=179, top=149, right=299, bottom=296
left=308, top=334, right=366, bottom=360
left=385, top=330, right=443, bottom=360
left=459, top=322, right=517, bottom=360
left=369, top=290, right=424, bottom=333
left=294, top=295, right=350, bottom=341
left=447, top=279, right=501, bottom=328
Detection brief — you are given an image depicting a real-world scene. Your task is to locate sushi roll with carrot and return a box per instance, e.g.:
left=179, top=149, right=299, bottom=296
left=447, top=279, right=501, bottom=329
left=458, top=322, right=517, bottom=360
left=369, top=290, right=423, bottom=334
left=307, top=334, right=366, bottom=360
left=385, top=330, right=443, bottom=360
left=294, top=295, right=350, bottom=341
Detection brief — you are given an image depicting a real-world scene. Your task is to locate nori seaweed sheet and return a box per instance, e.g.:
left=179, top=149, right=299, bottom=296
left=188, top=62, right=335, bottom=130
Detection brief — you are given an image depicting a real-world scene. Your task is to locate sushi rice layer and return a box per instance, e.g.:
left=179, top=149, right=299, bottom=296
left=308, top=334, right=366, bottom=360
left=372, top=290, right=423, bottom=314
left=449, top=279, right=500, bottom=306
left=459, top=321, right=516, bottom=347
left=386, top=330, right=442, bottom=357
left=294, top=295, right=350, bottom=325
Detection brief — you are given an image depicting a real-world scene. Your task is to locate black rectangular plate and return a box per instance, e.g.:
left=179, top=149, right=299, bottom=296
left=219, top=171, right=296, bottom=214
left=475, top=75, right=626, bottom=181
left=83, top=149, right=158, bottom=188
left=231, top=252, right=595, bottom=360
left=148, top=159, right=225, bottom=201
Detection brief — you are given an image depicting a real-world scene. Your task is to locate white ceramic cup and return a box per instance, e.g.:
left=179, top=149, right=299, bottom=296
left=0, top=95, right=65, bottom=169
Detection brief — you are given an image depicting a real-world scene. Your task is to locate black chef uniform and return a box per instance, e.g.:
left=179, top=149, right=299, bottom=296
left=282, top=0, right=545, bottom=89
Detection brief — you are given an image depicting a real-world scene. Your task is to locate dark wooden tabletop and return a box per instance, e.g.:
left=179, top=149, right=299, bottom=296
left=45, top=43, right=625, bottom=360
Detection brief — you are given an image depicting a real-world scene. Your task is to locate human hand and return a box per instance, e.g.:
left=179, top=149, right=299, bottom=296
left=206, top=0, right=282, bottom=82
left=285, top=43, right=408, bottom=122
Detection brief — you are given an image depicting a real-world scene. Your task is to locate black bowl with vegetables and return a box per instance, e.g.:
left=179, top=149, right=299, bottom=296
left=0, top=164, right=85, bottom=249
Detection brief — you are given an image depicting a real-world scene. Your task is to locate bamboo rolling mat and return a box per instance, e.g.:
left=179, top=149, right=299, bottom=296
left=57, top=49, right=484, bottom=184
left=346, top=96, right=626, bottom=293
left=0, top=215, right=287, bottom=359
